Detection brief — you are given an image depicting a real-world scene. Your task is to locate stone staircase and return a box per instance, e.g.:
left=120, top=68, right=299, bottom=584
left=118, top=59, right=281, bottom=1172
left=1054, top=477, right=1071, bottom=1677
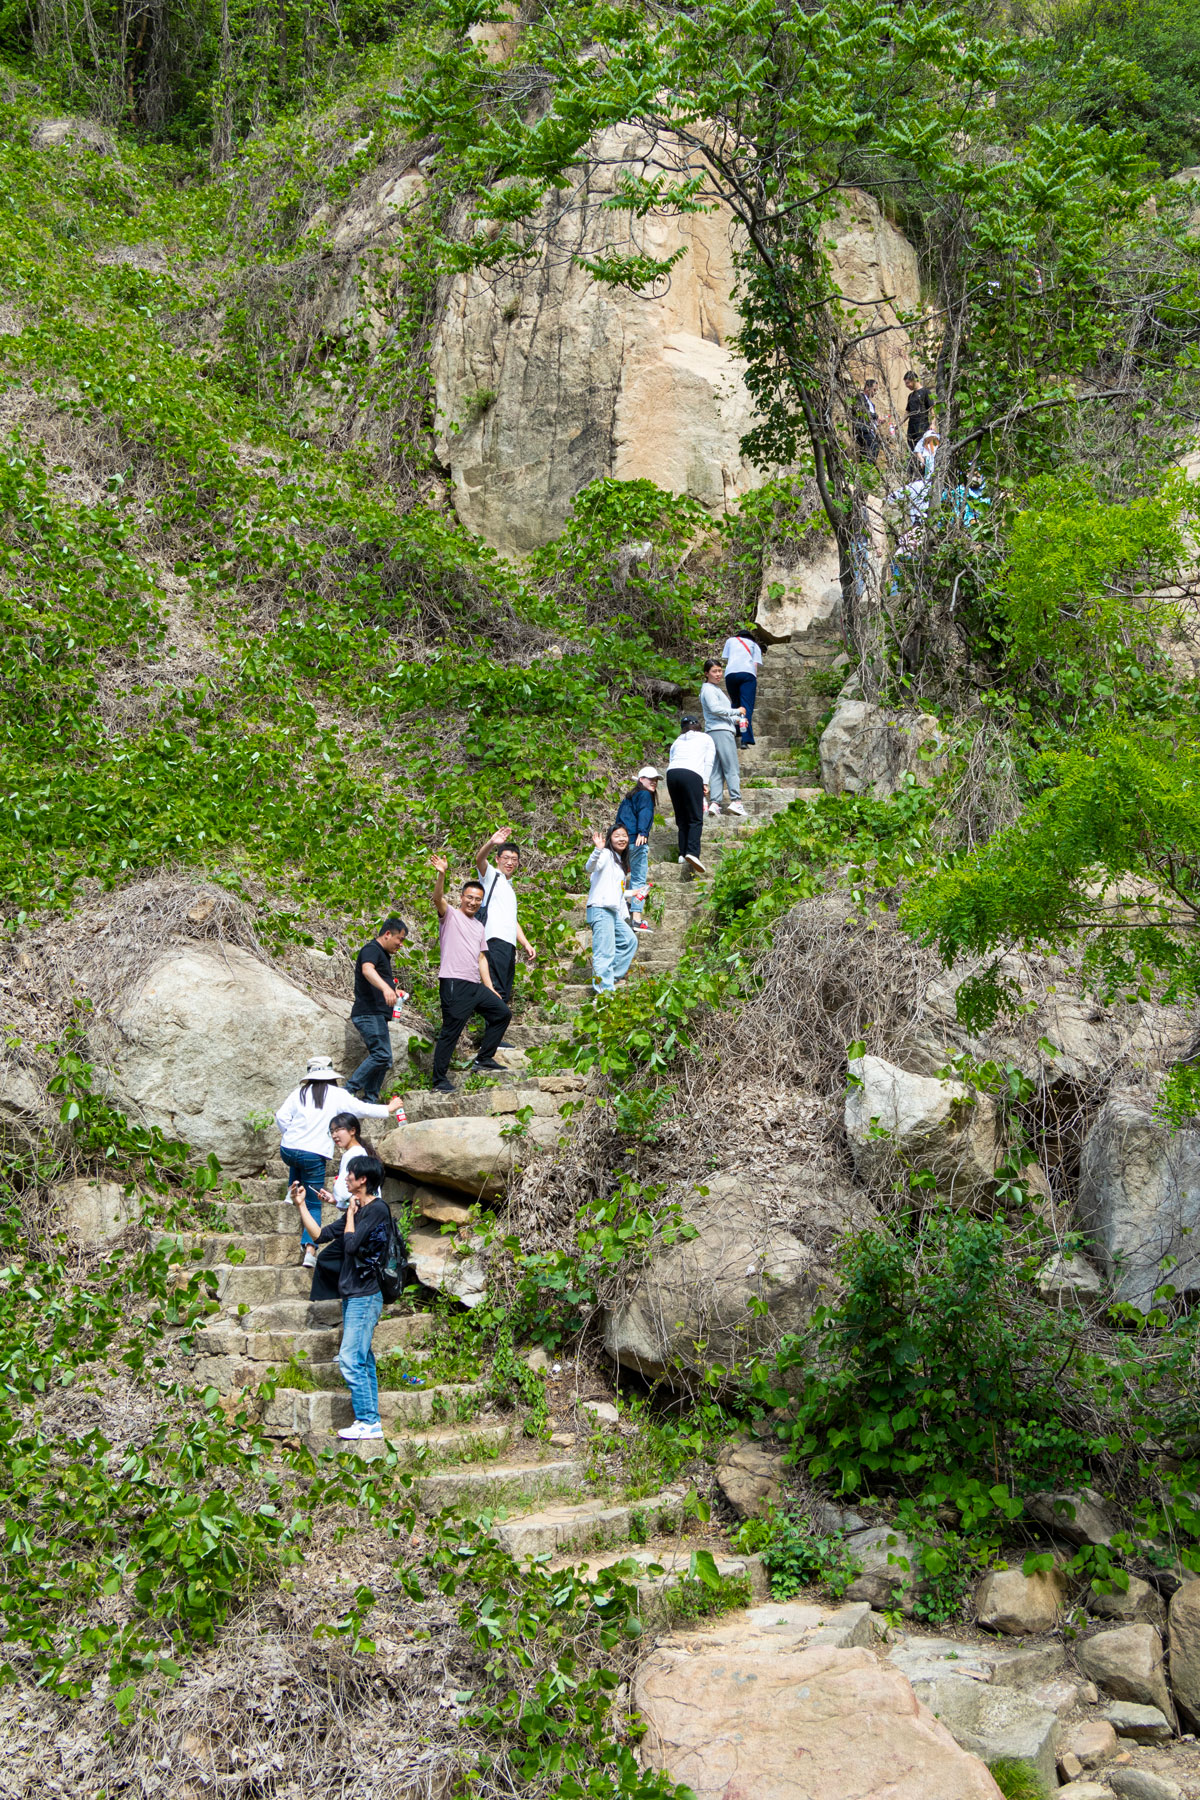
left=166, top=627, right=840, bottom=1558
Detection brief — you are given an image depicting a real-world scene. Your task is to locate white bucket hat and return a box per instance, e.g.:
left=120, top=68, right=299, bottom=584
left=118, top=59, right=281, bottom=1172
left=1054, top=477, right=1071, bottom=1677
left=305, top=1055, right=342, bottom=1079
left=637, top=766, right=660, bottom=781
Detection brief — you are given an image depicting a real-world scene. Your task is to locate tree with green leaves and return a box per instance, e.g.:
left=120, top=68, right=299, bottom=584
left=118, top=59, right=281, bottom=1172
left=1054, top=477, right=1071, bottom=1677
left=400, top=0, right=1150, bottom=661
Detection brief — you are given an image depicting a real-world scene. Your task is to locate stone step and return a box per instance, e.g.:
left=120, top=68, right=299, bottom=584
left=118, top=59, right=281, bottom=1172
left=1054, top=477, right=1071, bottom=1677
left=222, top=1200, right=302, bottom=1234
left=158, top=1230, right=299, bottom=1269
left=417, top=1456, right=583, bottom=1511
left=492, top=1486, right=686, bottom=1559
left=333, top=1421, right=513, bottom=1466
left=211, top=1262, right=317, bottom=1305
left=193, top=1311, right=425, bottom=1366
left=263, top=1380, right=486, bottom=1434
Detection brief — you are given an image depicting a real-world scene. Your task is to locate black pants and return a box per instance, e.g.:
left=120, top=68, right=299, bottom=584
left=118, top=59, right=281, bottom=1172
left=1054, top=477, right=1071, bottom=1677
left=433, top=978, right=511, bottom=1080
left=485, top=940, right=517, bottom=1006
left=666, top=768, right=705, bottom=860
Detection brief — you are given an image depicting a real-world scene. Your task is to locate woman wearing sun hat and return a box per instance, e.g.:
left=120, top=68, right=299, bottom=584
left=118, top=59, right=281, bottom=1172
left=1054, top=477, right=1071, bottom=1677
left=616, top=766, right=659, bottom=930
left=274, top=1055, right=404, bottom=1268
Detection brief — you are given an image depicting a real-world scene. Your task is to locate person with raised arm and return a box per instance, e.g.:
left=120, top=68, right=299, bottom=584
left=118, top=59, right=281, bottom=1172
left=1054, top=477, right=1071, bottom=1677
left=430, top=853, right=512, bottom=1094
left=472, top=826, right=536, bottom=1031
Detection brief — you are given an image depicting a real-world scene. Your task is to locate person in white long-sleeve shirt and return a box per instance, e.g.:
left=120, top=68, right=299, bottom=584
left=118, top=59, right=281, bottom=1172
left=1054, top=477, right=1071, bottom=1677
left=276, top=1054, right=404, bottom=1268
left=585, top=823, right=638, bottom=992
left=700, top=658, right=748, bottom=817
left=667, top=716, right=715, bottom=874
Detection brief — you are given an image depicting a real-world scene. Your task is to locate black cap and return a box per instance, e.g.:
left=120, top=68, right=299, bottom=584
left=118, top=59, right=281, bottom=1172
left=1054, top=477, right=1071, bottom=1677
left=680, top=715, right=702, bottom=731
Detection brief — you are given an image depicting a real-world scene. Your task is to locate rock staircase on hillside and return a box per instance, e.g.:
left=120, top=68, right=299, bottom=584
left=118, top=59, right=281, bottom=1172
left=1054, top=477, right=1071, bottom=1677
left=170, top=630, right=840, bottom=1564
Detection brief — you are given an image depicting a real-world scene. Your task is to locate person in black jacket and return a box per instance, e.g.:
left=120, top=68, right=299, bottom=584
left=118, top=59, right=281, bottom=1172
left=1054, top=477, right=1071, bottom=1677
left=289, top=1154, right=392, bottom=1443
left=904, top=371, right=935, bottom=454
left=616, top=767, right=659, bottom=931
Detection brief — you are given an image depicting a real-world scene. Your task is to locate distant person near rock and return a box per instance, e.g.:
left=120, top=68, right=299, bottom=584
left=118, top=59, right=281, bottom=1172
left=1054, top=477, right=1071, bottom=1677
left=904, top=369, right=935, bottom=454
left=850, top=378, right=884, bottom=464
left=721, top=631, right=762, bottom=745
left=347, top=917, right=408, bottom=1103
left=616, top=767, right=659, bottom=931
left=667, top=715, right=715, bottom=876
left=472, top=828, right=536, bottom=1035
left=585, top=824, right=638, bottom=992
left=701, top=658, right=747, bottom=817
left=288, top=1153, right=393, bottom=1441
left=430, top=854, right=511, bottom=1094
left=275, top=1057, right=404, bottom=1269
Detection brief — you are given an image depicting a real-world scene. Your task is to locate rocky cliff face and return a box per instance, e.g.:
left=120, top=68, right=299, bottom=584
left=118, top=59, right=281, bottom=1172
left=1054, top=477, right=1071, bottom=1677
left=432, top=132, right=921, bottom=556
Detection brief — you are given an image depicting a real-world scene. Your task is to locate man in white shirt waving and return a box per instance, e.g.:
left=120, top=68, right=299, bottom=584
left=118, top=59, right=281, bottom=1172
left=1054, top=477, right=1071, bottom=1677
left=473, top=828, right=536, bottom=1038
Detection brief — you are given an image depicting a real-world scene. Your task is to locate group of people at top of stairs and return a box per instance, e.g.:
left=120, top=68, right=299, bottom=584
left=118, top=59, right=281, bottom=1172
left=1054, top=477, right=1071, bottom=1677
left=584, top=633, right=763, bottom=993
left=852, top=371, right=990, bottom=574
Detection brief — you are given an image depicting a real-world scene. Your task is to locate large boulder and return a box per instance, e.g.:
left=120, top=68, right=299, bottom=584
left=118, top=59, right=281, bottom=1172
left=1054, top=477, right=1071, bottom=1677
left=1076, top=1625, right=1176, bottom=1728
left=820, top=701, right=946, bottom=800
left=1076, top=1094, right=1200, bottom=1311
left=886, top=1643, right=1060, bottom=1795
left=756, top=544, right=842, bottom=644
left=1169, top=1580, right=1200, bottom=1731
left=845, top=1056, right=997, bottom=1201
left=431, top=129, right=919, bottom=555
left=51, top=1177, right=139, bottom=1246
left=377, top=1114, right=559, bottom=1201
left=974, top=1567, right=1066, bottom=1636
left=94, top=945, right=367, bottom=1175
left=602, top=1172, right=819, bottom=1380
left=714, top=1440, right=785, bottom=1520
left=634, top=1628, right=1004, bottom=1799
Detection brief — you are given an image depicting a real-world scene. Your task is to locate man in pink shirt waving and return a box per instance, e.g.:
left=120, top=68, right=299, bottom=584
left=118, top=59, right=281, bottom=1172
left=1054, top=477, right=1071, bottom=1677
left=430, top=853, right=512, bottom=1094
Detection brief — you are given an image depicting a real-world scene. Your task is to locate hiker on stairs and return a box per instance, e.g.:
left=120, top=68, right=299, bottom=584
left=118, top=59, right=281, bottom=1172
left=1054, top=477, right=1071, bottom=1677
left=288, top=1153, right=392, bottom=1442
left=700, top=658, right=747, bottom=818
left=666, top=715, right=714, bottom=876
left=616, top=766, right=659, bottom=932
left=721, top=630, right=763, bottom=746
left=585, top=824, right=638, bottom=992
left=276, top=1056, right=405, bottom=1270
left=472, top=827, right=536, bottom=1034
left=430, top=854, right=511, bottom=1094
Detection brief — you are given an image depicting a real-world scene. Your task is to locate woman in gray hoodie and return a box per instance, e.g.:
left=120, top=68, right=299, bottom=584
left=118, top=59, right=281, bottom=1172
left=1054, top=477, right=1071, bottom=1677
left=700, top=659, right=747, bottom=817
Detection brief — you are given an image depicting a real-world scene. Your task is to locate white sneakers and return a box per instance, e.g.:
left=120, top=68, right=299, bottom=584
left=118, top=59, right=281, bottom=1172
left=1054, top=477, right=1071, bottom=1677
left=684, top=853, right=707, bottom=875
left=707, top=803, right=722, bottom=815
left=727, top=800, right=748, bottom=816
left=302, top=1245, right=317, bottom=1269
left=337, top=1420, right=384, bottom=1440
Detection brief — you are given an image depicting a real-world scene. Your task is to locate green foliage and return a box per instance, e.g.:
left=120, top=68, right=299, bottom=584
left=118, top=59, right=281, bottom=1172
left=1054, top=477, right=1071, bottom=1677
left=997, top=472, right=1186, bottom=698
left=732, top=1508, right=863, bottom=1602
left=1051, top=0, right=1200, bottom=173
left=903, top=729, right=1200, bottom=1027
left=988, top=1759, right=1048, bottom=1800
left=661, top=1559, right=751, bottom=1625
left=754, top=1208, right=1099, bottom=1498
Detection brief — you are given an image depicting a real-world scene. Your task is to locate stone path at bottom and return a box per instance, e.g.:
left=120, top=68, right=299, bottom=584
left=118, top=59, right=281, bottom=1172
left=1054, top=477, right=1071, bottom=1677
left=170, top=652, right=829, bottom=1576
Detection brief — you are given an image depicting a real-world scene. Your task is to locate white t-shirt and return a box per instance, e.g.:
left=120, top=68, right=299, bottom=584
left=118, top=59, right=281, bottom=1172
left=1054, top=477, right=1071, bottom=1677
left=333, top=1144, right=369, bottom=1207
left=722, top=636, right=763, bottom=677
left=274, top=1085, right=392, bottom=1157
left=668, top=732, right=716, bottom=782
left=482, top=864, right=518, bottom=946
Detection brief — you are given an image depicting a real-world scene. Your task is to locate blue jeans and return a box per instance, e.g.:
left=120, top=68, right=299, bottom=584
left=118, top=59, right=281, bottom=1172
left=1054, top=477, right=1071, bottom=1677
left=726, top=672, right=757, bottom=745
left=339, top=1291, right=384, bottom=1425
left=587, top=905, right=638, bottom=991
left=348, top=1011, right=393, bottom=1103
left=281, top=1146, right=325, bottom=1247
left=628, top=843, right=650, bottom=919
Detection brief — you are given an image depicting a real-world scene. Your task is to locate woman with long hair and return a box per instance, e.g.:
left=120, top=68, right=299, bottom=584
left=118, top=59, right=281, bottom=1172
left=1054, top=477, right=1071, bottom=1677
left=275, top=1055, right=404, bottom=1269
left=585, top=822, right=638, bottom=993
left=328, top=1113, right=377, bottom=1208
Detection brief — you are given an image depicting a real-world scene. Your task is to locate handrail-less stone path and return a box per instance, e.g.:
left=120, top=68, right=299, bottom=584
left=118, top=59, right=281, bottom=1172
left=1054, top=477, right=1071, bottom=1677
left=174, top=629, right=838, bottom=1561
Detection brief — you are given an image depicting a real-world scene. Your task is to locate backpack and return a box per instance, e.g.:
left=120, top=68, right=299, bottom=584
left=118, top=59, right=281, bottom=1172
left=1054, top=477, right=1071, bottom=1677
left=379, top=1205, right=410, bottom=1304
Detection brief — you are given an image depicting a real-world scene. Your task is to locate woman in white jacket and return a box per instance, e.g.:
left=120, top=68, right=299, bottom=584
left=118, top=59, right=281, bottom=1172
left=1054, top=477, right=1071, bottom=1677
left=275, top=1055, right=404, bottom=1268
left=585, top=823, right=638, bottom=993
left=666, top=715, right=716, bottom=874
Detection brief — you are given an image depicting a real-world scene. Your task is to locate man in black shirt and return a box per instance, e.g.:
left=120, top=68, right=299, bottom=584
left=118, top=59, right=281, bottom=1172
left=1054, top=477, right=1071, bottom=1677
left=289, top=1153, right=392, bottom=1441
left=904, top=371, right=934, bottom=450
left=347, top=917, right=407, bottom=1104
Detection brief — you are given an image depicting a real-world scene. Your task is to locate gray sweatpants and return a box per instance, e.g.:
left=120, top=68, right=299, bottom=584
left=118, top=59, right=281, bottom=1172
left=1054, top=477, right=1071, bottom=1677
left=708, top=730, right=741, bottom=806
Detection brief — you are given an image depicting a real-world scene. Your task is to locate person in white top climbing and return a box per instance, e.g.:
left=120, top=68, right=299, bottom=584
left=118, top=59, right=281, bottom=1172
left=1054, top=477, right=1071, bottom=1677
left=721, top=630, right=763, bottom=746
left=666, top=715, right=715, bottom=875
left=585, top=823, right=637, bottom=992
left=472, top=827, right=536, bottom=1041
left=700, top=658, right=747, bottom=817
left=275, top=1056, right=404, bottom=1269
